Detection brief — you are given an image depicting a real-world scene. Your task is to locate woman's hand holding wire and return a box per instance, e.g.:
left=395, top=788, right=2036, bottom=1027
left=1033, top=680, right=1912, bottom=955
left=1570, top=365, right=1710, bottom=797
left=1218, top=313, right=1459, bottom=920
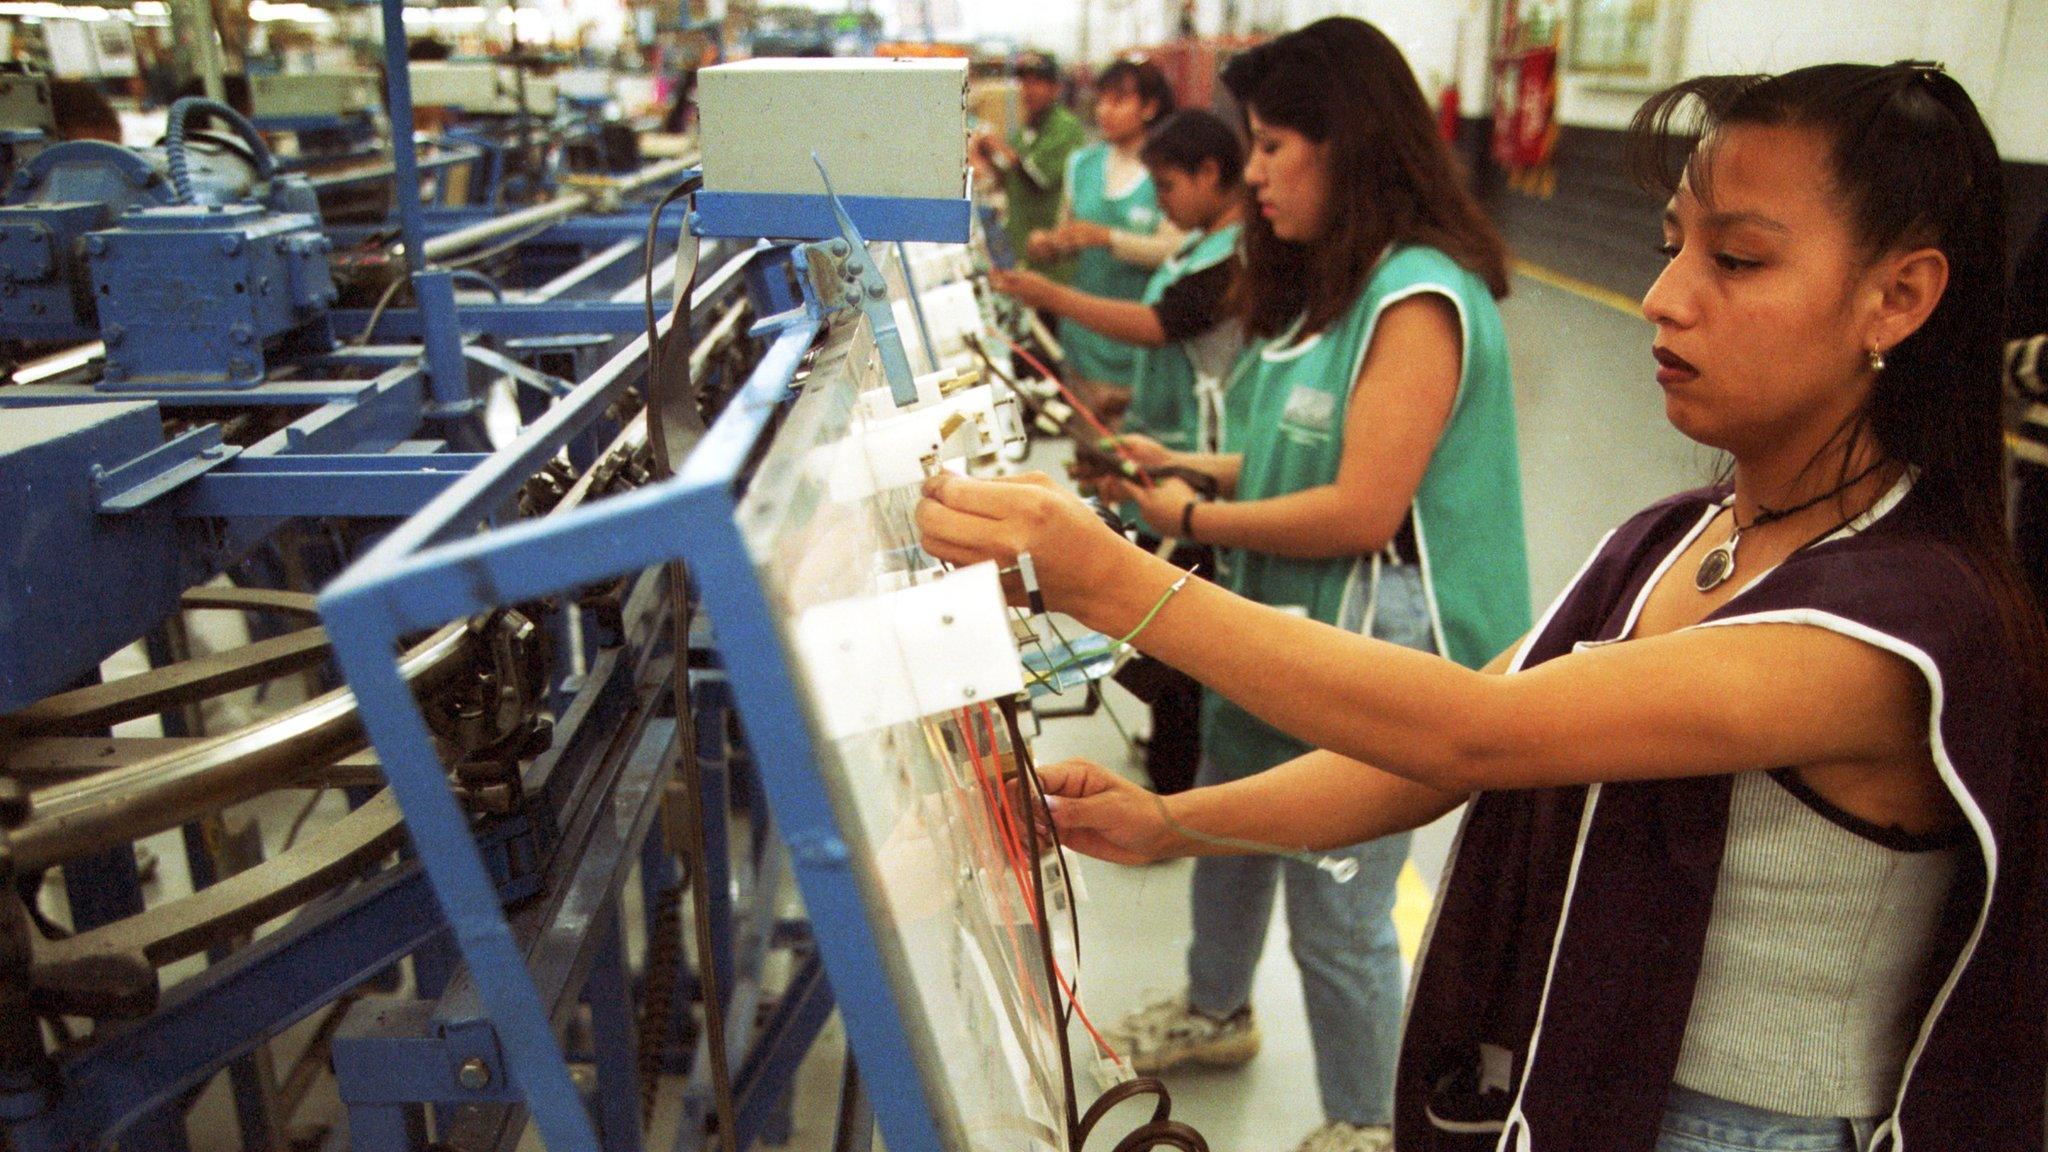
left=1098, top=472, right=1200, bottom=539
left=1106, top=432, right=1178, bottom=471
left=1035, top=759, right=1178, bottom=865
left=988, top=267, right=1060, bottom=310
left=916, top=470, right=1138, bottom=617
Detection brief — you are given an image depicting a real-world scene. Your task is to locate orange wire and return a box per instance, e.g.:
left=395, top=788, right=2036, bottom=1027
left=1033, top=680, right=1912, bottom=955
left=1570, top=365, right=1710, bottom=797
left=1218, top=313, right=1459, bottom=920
left=974, top=703, right=1122, bottom=1062
left=955, top=708, right=1060, bottom=1030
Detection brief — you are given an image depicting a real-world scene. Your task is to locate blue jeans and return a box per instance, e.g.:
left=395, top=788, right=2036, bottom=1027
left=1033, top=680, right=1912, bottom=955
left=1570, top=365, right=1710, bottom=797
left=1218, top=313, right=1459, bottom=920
left=1657, top=1086, right=1879, bottom=1152
left=1186, top=562, right=1433, bottom=1127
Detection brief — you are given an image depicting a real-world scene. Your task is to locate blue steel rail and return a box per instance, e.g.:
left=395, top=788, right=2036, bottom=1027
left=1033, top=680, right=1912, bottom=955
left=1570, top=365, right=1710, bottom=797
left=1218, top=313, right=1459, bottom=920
left=320, top=304, right=950, bottom=1151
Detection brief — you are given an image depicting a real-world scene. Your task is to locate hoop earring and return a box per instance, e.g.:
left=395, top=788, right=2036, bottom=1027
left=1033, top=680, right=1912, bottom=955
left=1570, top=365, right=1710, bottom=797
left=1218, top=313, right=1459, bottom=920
left=1869, top=345, right=1887, bottom=373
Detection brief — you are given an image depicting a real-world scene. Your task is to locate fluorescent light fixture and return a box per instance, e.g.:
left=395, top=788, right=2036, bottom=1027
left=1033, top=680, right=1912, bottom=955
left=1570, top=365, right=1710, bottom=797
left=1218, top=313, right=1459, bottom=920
left=249, top=0, right=332, bottom=22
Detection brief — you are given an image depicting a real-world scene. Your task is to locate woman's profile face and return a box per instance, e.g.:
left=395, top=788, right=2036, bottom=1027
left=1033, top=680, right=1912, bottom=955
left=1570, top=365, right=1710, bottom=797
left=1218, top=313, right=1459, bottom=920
left=1244, top=110, right=1331, bottom=243
left=1149, top=161, right=1224, bottom=232
left=1642, top=123, right=1887, bottom=457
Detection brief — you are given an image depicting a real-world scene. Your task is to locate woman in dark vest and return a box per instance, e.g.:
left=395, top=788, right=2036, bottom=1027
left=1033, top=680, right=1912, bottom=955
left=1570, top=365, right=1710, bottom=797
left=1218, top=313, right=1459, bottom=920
left=917, top=61, right=2045, bottom=1152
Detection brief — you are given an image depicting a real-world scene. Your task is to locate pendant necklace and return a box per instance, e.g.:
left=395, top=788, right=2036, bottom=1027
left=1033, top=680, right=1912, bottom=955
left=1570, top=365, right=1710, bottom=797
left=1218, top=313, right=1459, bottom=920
left=1694, top=461, right=1887, bottom=593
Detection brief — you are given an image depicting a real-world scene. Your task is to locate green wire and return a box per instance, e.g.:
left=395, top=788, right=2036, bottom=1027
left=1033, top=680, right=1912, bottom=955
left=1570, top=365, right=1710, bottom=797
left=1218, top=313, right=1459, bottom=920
left=1116, top=568, right=1192, bottom=647
left=1029, top=565, right=1197, bottom=681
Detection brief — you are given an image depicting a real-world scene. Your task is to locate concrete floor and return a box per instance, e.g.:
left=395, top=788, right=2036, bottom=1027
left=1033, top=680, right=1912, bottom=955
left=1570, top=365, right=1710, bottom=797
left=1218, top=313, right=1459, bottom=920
left=41, top=266, right=1710, bottom=1152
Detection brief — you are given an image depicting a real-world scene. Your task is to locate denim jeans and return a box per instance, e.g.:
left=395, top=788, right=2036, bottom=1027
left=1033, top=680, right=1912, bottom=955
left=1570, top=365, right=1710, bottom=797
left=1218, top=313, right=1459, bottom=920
left=1656, top=1086, right=1880, bottom=1152
left=1185, top=562, right=1433, bottom=1127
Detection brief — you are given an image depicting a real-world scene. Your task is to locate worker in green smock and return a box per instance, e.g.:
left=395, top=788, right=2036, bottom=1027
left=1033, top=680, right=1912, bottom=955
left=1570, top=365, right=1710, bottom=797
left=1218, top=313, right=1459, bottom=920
left=1083, top=22, right=1532, bottom=1152
left=971, top=52, right=1087, bottom=283
left=1027, top=57, right=1182, bottom=419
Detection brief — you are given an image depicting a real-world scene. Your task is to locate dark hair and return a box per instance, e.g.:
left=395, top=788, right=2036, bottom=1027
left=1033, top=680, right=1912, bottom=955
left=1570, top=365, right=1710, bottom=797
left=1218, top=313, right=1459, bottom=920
left=174, top=74, right=251, bottom=116
left=1013, top=52, right=1059, bottom=83
left=48, top=79, right=120, bottom=143
left=407, top=36, right=455, bottom=62
left=1096, top=57, right=1175, bottom=127
left=1220, top=17, right=1508, bottom=338
left=1631, top=62, right=2046, bottom=678
left=1139, top=109, right=1243, bottom=186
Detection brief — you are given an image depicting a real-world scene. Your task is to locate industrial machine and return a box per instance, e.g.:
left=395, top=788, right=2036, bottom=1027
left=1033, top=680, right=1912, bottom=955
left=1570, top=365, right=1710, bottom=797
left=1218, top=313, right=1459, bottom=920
left=0, top=37, right=1172, bottom=1152
left=0, top=12, right=764, bottom=1150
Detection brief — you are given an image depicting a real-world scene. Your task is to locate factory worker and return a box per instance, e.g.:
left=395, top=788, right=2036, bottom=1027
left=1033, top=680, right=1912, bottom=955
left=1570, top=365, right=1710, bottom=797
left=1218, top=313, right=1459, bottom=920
left=993, top=18, right=1532, bottom=1152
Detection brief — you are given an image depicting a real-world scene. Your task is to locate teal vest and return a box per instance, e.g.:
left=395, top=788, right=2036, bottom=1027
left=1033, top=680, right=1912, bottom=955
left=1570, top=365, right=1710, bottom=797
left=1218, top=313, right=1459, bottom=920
left=1059, top=142, right=1161, bottom=387
left=1123, top=224, right=1241, bottom=451
left=1202, top=245, right=1533, bottom=776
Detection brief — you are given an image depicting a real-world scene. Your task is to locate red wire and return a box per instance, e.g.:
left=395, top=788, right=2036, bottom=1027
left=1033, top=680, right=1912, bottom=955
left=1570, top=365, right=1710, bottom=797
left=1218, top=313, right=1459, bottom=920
left=988, top=329, right=1152, bottom=489
left=963, top=707, right=1038, bottom=920
left=972, top=703, right=1121, bottom=1062
left=956, top=708, right=1059, bottom=1030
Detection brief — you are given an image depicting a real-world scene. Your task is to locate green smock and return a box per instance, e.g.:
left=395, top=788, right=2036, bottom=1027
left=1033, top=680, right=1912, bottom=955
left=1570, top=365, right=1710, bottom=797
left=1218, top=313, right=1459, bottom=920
left=1202, top=245, right=1533, bottom=776
left=1122, top=224, right=1242, bottom=451
left=1058, top=141, right=1162, bottom=386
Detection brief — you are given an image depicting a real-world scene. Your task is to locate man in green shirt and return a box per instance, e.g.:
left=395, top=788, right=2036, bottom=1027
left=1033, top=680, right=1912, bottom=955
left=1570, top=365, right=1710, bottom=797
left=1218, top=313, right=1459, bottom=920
left=971, top=52, right=1086, bottom=282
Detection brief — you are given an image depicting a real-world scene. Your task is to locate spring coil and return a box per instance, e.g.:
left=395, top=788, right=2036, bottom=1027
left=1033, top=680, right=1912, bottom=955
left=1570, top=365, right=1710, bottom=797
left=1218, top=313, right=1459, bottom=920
left=637, top=882, right=686, bottom=1122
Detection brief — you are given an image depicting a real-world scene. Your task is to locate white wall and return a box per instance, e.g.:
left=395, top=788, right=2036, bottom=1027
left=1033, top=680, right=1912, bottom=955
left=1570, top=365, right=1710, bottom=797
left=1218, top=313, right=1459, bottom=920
left=900, top=0, right=1482, bottom=91
left=1556, top=0, right=2046, bottom=161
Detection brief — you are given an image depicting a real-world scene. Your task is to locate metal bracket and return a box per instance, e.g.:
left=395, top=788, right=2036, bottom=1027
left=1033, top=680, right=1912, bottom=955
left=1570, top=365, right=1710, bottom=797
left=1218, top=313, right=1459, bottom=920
left=91, top=424, right=233, bottom=514
left=801, top=154, right=919, bottom=408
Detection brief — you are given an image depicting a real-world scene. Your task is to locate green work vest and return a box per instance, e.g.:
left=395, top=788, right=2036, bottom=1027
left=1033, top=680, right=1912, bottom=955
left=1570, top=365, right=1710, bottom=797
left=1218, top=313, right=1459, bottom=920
left=1201, top=245, right=1533, bottom=777
left=1003, top=104, right=1085, bottom=283
left=1059, top=142, right=1162, bottom=387
left=1122, top=224, right=1241, bottom=451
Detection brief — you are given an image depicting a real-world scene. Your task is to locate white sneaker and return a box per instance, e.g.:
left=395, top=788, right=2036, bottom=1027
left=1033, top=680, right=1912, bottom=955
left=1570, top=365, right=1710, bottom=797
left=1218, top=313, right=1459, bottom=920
left=1102, top=994, right=1260, bottom=1075
left=1292, top=1122, right=1395, bottom=1152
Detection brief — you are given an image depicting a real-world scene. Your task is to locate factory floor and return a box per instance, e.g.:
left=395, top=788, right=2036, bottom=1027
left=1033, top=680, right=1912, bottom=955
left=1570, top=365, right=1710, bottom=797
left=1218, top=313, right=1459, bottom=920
left=49, top=266, right=1698, bottom=1152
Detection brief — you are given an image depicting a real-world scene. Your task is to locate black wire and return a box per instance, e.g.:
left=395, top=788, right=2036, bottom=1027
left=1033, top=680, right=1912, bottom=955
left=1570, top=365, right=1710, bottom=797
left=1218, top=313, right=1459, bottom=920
left=636, top=172, right=735, bottom=1152
left=1000, top=697, right=1083, bottom=1012
left=641, top=174, right=703, bottom=472
left=1000, top=698, right=1080, bottom=1137
left=999, top=696, right=1209, bottom=1152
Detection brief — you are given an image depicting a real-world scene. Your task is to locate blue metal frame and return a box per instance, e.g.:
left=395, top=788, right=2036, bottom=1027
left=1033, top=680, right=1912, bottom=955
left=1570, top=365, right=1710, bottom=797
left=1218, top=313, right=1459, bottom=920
left=2, top=8, right=825, bottom=1142
left=320, top=298, right=956, bottom=1149
left=4, top=865, right=450, bottom=1150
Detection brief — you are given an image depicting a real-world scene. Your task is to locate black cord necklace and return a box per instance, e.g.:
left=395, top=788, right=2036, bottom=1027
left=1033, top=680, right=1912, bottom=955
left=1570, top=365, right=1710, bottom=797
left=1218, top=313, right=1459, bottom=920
left=1694, top=460, right=1888, bottom=592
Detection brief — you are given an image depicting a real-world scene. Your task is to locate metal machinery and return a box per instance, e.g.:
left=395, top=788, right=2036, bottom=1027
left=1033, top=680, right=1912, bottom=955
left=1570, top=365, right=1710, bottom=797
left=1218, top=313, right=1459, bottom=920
left=0, top=9, right=782, bottom=1149
left=0, top=29, right=1176, bottom=1152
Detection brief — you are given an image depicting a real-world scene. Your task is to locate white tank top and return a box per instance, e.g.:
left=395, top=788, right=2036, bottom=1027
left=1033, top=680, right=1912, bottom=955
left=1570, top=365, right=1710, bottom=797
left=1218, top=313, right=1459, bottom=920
left=1673, top=770, right=1961, bottom=1118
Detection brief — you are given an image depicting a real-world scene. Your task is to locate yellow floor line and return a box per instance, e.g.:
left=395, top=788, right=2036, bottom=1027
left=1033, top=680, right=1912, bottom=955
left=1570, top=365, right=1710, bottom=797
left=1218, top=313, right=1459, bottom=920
left=1392, top=860, right=1433, bottom=965
left=1512, top=257, right=1644, bottom=318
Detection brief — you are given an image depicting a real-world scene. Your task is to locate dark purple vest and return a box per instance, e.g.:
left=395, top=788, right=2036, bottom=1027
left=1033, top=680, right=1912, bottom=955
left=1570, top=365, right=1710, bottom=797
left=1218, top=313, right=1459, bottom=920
left=1395, top=485, right=2046, bottom=1152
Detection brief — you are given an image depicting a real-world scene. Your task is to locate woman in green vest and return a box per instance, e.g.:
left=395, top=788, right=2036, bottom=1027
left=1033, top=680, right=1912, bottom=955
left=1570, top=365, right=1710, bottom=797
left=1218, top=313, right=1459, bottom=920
left=956, top=20, right=1533, bottom=1152
left=1027, top=57, right=1181, bottom=416
left=990, top=108, right=1247, bottom=795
